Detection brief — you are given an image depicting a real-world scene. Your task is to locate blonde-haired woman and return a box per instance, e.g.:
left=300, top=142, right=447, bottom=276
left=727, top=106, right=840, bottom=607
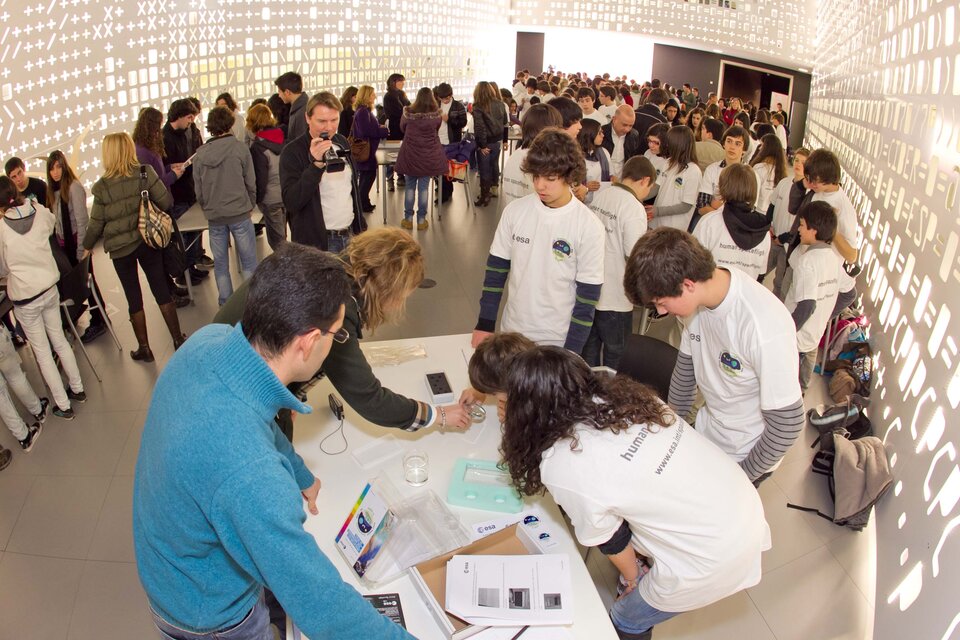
left=215, top=227, right=472, bottom=435
left=331, top=227, right=472, bottom=430
left=351, top=84, right=389, bottom=213
left=83, top=132, right=186, bottom=362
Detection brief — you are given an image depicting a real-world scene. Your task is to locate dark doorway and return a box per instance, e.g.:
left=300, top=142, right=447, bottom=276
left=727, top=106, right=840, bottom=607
left=515, top=32, right=545, bottom=76
left=720, top=63, right=792, bottom=111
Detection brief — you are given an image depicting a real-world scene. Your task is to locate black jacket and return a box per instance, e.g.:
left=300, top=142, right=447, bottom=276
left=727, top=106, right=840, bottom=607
left=162, top=123, right=199, bottom=206
left=601, top=124, right=643, bottom=162
left=633, top=103, right=667, bottom=137
left=278, top=131, right=366, bottom=250
left=445, top=100, right=468, bottom=143
left=383, top=89, right=410, bottom=140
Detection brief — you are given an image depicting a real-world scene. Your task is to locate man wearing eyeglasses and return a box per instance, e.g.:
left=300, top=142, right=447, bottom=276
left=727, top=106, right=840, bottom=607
left=134, top=243, right=412, bottom=640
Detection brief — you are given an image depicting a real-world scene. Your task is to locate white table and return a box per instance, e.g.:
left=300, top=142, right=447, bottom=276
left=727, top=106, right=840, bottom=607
left=175, top=203, right=263, bottom=302
left=293, top=333, right=617, bottom=639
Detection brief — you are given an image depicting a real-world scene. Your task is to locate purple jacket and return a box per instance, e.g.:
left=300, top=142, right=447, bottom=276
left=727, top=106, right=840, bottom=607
left=394, top=108, right=448, bottom=178
left=350, top=106, right=389, bottom=172
left=135, top=144, right=177, bottom=196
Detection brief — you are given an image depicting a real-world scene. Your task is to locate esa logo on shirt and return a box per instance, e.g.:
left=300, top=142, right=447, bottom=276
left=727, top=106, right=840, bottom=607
left=552, top=238, right=572, bottom=261
left=673, top=176, right=684, bottom=188
left=719, top=351, right=742, bottom=377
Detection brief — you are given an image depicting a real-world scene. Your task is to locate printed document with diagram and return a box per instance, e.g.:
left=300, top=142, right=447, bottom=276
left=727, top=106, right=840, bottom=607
left=445, top=554, right=574, bottom=625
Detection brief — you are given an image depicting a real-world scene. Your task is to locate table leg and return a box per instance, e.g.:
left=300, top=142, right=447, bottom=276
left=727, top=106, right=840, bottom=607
left=380, top=165, right=387, bottom=225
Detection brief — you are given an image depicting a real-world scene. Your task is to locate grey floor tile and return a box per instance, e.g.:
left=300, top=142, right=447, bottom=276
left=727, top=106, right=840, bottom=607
left=0, top=552, right=85, bottom=640
left=748, top=546, right=873, bottom=640
left=114, top=411, right=147, bottom=477
left=87, top=476, right=136, bottom=562
left=6, top=475, right=111, bottom=559
left=827, top=519, right=878, bottom=606
left=0, top=474, right=36, bottom=550
left=67, top=560, right=154, bottom=640
left=656, top=590, right=776, bottom=640
left=3, top=410, right=137, bottom=477
left=756, top=478, right=825, bottom=574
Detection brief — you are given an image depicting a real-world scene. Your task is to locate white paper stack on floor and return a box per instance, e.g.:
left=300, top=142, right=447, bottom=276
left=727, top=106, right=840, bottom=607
left=445, top=555, right=574, bottom=626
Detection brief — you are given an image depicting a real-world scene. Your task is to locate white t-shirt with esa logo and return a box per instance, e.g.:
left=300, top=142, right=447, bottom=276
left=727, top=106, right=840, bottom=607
left=651, top=161, right=702, bottom=230
left=680, top=269, right=801, bottom=460
left=489, top=193, right=605, bottom=346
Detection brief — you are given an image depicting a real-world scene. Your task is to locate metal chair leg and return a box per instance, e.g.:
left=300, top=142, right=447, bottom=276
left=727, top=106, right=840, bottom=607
left=88, top=275, right=122, bottom=352
left=64, top=309, right=101, bottom=382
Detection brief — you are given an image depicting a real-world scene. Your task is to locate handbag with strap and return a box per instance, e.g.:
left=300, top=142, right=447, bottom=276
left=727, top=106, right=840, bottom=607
left=347, top=117, right=371, bottom=163
left=138, top=166, right=173, bottom=250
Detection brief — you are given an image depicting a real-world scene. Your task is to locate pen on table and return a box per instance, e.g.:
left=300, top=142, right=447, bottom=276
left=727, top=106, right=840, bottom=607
left=509, top=626, right=529, bottom=640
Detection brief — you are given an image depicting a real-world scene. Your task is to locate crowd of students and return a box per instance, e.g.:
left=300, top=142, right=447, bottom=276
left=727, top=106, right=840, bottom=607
left=0, top=64, right=862, bottom=640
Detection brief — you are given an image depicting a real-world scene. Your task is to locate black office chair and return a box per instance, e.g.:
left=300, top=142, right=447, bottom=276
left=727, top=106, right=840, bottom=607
left=57, top=256, right=123, bottom=382
left=615, top=334, right=680, bottom=402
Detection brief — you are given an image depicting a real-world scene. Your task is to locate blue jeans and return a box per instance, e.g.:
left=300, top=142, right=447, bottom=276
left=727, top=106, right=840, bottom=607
left=404, top=175, right=431, bottom=222
left=610, top=579, right=678, bottom=636
left=209, top=219, right=259, bottom=305
left=151, top=593, right=271, bottom=640
left=582, top=310, right=633, bottom=370
left=325, top=232, right=352, bottom=255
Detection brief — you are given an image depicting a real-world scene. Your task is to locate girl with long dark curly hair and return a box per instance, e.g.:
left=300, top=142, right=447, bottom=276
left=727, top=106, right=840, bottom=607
left=498, top=345, right=770, bottom=639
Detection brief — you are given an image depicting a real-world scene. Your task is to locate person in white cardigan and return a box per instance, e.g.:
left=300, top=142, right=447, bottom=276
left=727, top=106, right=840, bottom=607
left=0, top=177, right=85, bottom=420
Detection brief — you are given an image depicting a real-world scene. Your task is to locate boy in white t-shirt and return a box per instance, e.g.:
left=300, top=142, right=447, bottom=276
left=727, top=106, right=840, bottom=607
left=469, top=344, right=770, bottom=640
left=802, top=149, right=859, bottom=317
left=785, top=201, right=842, bottom=391
left=692, top=125, right=751, bottom=232
left=577, top=87, right=605, bottom=124
left=596, top=86, right=619, bottom=124
left=693, top=163, right=771, bottom=280
left=472, top=128, right=604, bottom=355
left=624, top=228, right=805, bottom=484
left=582, top=156, right=657, bottom=369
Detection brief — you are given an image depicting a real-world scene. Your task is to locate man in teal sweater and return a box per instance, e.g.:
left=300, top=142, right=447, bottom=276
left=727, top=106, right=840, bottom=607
left=133, top=243, right=411, bottom=640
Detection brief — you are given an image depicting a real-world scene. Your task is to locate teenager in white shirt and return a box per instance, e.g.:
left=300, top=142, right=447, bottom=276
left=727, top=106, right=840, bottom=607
left=766, top=148, right=809, bottom=299
left=784, top=201, right=842, bottom=391
left=0, top=179, right=85, bottom=420
left=749, top=133, right=788, bottom=216
left=642, top=123, right=670, bottom=186
left=576, top=119, right=613, bottom=205
left=577, top=87, right=605, bottom=124
left=500, top=103, right=563, bottom=208
left=477, top=345, right=770, bottom=639
left=647, top=127, right=702, bottom=230
left=624, top=228, right=805, bottom=484
left=582, top=156, right=656, bottom=369
left=693, top=124, right=750, bottom=231
left=693, top=163, right=771, bottom=280
left=472, top=129, right=604, bottom=355
left=596, top=86, right=619, bottom=123
left=802, top=149, right=859, bottom=317
left=770, top=112, right=789, bottom=151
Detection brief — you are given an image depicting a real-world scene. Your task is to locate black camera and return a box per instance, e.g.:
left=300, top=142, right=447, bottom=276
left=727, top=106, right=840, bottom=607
left=319, top=132, right=346, bottom=173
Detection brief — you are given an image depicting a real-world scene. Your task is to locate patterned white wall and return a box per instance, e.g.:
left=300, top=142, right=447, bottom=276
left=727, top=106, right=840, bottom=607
left=509, top=0, right=817, bottom=70
left=806, top=0, right=960, bottom=637
left=0, top=0, right=511, bottom=186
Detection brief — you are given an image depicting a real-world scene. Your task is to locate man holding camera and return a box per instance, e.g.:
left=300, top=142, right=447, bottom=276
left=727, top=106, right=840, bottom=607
left=279, top=92, right=366, bottom=252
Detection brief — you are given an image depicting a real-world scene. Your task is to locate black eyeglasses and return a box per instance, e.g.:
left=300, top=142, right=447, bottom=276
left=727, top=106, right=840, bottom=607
left=321, top=327, right=350, bottom=344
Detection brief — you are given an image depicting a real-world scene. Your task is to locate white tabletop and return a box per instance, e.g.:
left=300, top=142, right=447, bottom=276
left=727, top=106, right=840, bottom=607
left=176, top=203, right=263, bottom=233
left=293, top=333, right=617, bottom=639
